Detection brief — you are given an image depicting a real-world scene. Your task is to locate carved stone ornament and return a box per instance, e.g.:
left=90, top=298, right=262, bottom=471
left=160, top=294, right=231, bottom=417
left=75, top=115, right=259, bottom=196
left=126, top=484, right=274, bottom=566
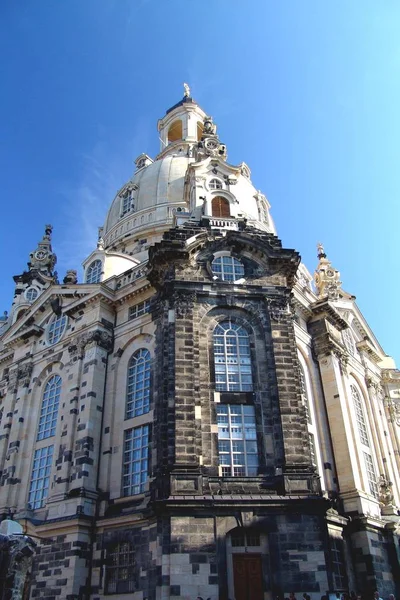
left=172, top=291, right=197, bottom=317
left=389, top=399, right=400, bottom=426
left=379, top=474, right=394, bottom=507
left=68, top=330, right=113, bottom=355
left=0, top=532, right=36, bottom=599
left=266, top=297, right=288, bottom=322
left=8, top=364, right=33, bottom=388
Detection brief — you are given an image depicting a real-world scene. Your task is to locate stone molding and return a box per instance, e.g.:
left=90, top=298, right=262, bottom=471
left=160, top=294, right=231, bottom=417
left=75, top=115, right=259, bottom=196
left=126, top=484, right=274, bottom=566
left=68, top=329, right=113, bottom=355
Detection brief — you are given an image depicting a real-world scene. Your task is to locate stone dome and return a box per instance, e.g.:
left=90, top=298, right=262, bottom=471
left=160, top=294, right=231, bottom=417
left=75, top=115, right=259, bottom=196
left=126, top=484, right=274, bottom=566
left=103, top=154, right=191, bottom=251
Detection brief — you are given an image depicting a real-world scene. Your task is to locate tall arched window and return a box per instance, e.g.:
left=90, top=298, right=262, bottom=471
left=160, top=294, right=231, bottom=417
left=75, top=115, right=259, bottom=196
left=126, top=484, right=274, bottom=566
left=350, top=383, right=378, bottom=498
left=213, top=320, right=252, bottom=391
left=37, top=375, right=61, bottom=440
left=212, top=196, right=230, bottom=218
left=86, top=260, right=102, bottom=284
left=126, top=349, right=151, bottom=419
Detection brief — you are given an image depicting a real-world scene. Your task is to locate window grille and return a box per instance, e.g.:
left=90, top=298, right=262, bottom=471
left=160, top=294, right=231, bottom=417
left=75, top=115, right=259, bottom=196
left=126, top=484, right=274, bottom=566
left=211, top=255, right=244, bottom=282
left=37, top=375, right=61, bottom=440
left=126, top=349, right=151, bottom=418
left=213, top=320, right=252, bottom=391
left=47, top=314, right=67, bottom=345
left=105, top=542, right=135, bottom=594
left=122, top=425, right=149, bottom=496
left=28, top=445, right=53, bottom=509
left=86, top=259, right=102, bottom=284
left=128, top=300, right=150, bottom=320
left=217, top=404, right=258, bottom=476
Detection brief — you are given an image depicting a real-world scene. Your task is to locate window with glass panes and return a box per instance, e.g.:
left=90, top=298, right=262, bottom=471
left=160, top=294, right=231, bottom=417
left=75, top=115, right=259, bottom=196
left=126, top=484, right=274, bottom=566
left=28, top=445, right=53, bottom=509
left=123, top=425, right=149, bottom=496
left=299, top=363, right=312, bottom=424
left=342, top=328, right=356, bottom=355
left=37, top=375, right=61, bottom=440
left=363, top=451, right=379, bottom=498
left=351, top=385, right=369, bottom=446
left=47, top=314, right=67, bottom=345
left=105, top=542, right=135, bottom=594
left=126, top=349, right=151, bottom=419
left=128, top=300, right=150, bottom=321
left=330, top=536, right=347, bottom=590
left=209, top=178, right=223, bottom=190
left=213, top=320, right=252, bottom=391
left=211, top=255, right=244, bottom=282
left=86, top=259, right=102, bottom=284
left=217, top=404, right=258, bottom=476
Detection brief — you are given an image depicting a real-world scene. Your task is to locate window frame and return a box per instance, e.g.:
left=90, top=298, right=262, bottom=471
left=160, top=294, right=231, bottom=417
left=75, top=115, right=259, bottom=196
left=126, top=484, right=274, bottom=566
left=105, top=541, right=135, bottom=595
left=122, top=425, right=149, bottom=496
left=217, top=404, right=259, bottom=477
left=213, top=319, right=253, bottom=392
left=86, top=259, right=102, bottom=284
left=25, top=287, right=39, bottom=302
left=208, top=178, right=223, bottom=191
left=211, top=254, right=245, bottom=283
left=46, top=314, right=68, bottom=346
left=37, top=375, right=61, bottom=441
left=128, top=300, right=151, bottom=321
left=125, top=349, right=151, bottom=419
left=28, top=445, right=54, bottom=509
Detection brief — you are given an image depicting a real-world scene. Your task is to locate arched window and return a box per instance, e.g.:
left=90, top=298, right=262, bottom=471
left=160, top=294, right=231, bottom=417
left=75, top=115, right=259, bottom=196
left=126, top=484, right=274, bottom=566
left=167, top=120, right=182, bottom=144
left=37, top=375, right=61, bottom=440
left=209, top=178, right=223, bottom=190
left=105, top=541, right=135, bottom=594
left=212, top=255, right=244, bottom=282
left=213, top=320, right=252, bottom=391
left=212, top=196, right=230, bottom=218
left=217, top=404, right=258, bottom=476
left=47, top=314, right=67, bottom=345
left=86, top=260, right=102, bottom=284
left=126, top=349, right=151, bottom=419
left=350, top=383, right=378, bottom=498
left=299, top=362, right=312, bottom=424
left=342, top=328, right=356, bottom=356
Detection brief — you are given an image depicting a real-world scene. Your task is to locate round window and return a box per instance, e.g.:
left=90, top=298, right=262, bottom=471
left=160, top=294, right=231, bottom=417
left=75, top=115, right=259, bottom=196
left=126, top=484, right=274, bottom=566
left=25, top=287, right=39, bottom=302
left=47, top=314, right=68, bottom=346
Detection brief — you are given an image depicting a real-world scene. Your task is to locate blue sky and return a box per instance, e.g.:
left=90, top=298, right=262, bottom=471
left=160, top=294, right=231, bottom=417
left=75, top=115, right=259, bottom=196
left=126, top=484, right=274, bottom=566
left=1, top=1, right=399, bottom=363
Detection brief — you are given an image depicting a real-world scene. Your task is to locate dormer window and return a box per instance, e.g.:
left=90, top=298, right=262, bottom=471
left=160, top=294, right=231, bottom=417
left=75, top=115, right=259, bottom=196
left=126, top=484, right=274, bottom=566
left=209, top=178, right=223, bottom=190
left=86, top=260, right=102, bottom=284
left=121, top=192, right=134, bottom=217
left=212, top=255, right=245, bottom=282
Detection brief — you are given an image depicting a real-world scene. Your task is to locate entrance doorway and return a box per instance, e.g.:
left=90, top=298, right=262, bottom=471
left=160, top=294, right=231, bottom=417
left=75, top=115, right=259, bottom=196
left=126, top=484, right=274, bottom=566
left=233, top=554, right=263, bottom=600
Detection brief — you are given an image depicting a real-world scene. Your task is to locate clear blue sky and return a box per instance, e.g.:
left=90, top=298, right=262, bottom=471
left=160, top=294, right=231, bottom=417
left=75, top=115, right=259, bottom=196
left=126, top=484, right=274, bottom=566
left=1, top=1, right=399, bottom=364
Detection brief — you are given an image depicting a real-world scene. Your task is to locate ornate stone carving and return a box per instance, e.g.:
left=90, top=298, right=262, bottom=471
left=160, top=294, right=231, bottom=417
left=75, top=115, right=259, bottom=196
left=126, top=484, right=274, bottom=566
left=388, top=399, right=400, bottom=426
left=379, top=474, right=394, bottom=507
left=266, top=297, right=288, bottom=322
left=314, top=243, right=342, bottom=301
left=17, top=364, right=33, bottom=386
left=63, top=270, right=78, bottom=284
left=68, top=330, right=113, bottom=355
left=0, top=532, right=36, bottom=600
left=172, top=291, right=197, bottom=317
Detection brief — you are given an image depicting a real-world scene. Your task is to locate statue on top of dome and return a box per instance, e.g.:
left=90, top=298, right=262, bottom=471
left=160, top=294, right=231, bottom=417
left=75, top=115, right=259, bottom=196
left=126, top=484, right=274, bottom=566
left=183, top=83, right=191, bottom=98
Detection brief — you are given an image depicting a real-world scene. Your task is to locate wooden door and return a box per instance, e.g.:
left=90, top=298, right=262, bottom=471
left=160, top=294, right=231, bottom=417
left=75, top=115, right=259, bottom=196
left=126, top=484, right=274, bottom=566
left=233, top=554, right=263, bottom=600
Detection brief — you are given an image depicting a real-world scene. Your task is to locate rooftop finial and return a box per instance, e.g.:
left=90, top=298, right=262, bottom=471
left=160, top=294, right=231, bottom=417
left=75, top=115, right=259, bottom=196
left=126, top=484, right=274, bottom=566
left=314, top=243, right=342, bottom=301
left=183, top=82, right=191, bottom=98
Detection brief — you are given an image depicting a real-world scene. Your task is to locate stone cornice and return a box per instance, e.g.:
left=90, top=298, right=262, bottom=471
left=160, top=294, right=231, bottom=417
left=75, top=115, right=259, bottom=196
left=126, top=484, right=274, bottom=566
left=309, top=299, right=348, bottom=330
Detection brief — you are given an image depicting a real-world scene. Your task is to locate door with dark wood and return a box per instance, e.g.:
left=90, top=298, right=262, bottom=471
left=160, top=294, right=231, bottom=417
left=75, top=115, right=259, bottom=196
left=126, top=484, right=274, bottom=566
left=233, top=554, right=263, bottom=600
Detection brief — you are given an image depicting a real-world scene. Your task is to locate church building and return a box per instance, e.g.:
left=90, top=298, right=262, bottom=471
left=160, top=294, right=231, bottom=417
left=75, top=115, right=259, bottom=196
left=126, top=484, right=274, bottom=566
left=0, top=90, right=399, bottom=600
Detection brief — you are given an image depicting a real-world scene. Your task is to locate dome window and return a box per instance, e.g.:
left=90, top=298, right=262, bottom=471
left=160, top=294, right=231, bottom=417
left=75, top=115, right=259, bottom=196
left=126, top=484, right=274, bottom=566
left=167, top=120, right=183, bottom=144
left=212, top=255, right=245, bottom=282
left=86, top=260, right=102, bottom=284
left=209, top=178, right=223, bottom=190
left=25, top=287, right=39, bottom=302
left=47, top=314, right=67, bottom=346
left=212, top=196, right=230, bottom=218
left=121, top=192, right=134, bottom=217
